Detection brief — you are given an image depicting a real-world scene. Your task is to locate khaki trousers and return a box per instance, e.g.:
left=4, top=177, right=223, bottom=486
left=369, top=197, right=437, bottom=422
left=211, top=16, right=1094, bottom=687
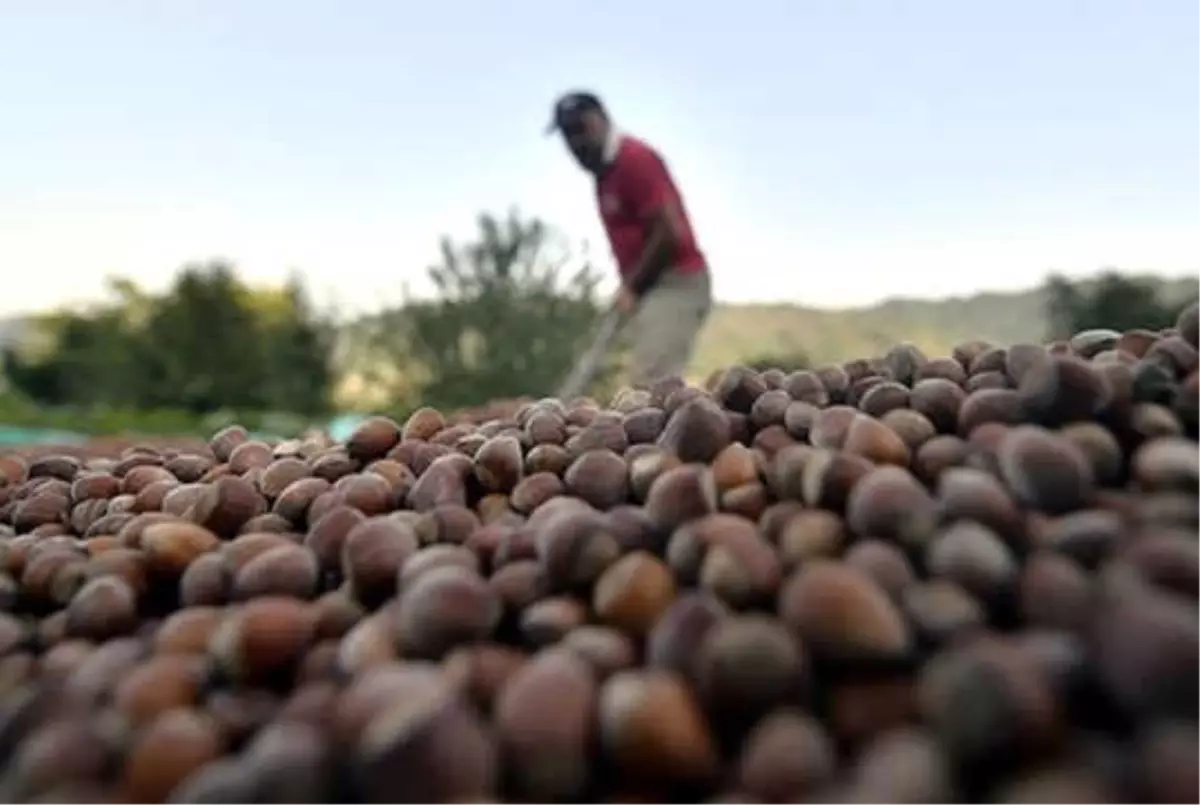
left=626, top=268, right=712, bottom=387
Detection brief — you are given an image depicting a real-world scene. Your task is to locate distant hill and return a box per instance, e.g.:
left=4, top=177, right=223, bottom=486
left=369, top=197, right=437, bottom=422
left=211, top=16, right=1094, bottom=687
left=689, top=274, right=1198, bottom=378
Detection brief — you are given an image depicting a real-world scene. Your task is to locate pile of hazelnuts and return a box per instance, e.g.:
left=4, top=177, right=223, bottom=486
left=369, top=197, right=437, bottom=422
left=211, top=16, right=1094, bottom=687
left=0, top=305, right=1196, bottom=803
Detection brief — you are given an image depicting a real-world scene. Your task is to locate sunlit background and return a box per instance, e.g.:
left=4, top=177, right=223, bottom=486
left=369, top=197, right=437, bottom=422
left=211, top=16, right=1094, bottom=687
left=3, top=0, right=1196, bottom=318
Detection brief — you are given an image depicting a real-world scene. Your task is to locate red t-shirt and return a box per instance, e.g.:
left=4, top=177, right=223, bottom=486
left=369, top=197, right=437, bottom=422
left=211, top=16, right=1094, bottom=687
left=596, top=136, right=706, bottom=281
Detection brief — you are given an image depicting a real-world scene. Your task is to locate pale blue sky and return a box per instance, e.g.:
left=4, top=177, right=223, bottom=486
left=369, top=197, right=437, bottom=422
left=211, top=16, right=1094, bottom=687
left=1, top=0, right=1196, bottom=318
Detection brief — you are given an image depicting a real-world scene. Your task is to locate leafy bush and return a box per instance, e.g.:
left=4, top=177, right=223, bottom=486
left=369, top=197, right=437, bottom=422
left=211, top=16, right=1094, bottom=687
left=1044, top=271, right=1190, bottom=340
left=2, top=264, right=336, bottom=419
left=743, top=350, right=813, bottom=374
left=365, top=210, right=622, bottom=412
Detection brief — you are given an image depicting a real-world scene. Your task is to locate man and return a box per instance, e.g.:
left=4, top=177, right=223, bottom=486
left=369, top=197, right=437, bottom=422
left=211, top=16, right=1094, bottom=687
left=547, top=90, right=713, bottom=388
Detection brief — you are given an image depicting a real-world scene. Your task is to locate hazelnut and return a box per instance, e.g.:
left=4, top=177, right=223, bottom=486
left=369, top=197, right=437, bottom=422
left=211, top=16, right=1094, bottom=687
left=839, top=726, right=954, bottom=803
left=845, top=466, right=937, bottom=548
left=925, top=521, right=1018, bottom=604
left=564, top=449, right=630, bottom=509
left=859, top=382, right=910, bottom=419
left=114, top=654, right=207, bottom=726
left=628, top=448, right=683, bottom=503
left=519, top=596, right=587, bottom=648
left=209, top=596, right=317, bottom=683
left=303, top=504, right=366, bottom=578
left=64, top=576, right=138, bottom=640
left=393, top=565, right=501, bottom=659
left=397, top=544, right=479, bottom=593
left=749, top=388, right=791, bottom=430
left=778, top=559, right=911, bottom=662
left=694, top=614, right=806, bottom=732
left=221, top=531, right=294, bottom=574
left=656, top=396, right=732, bottom=463
left=209, top=425, right=249, bottom=462
left=120, top=708, right=225, bottom=803
left=355, top=677, right=498, bottom=802
left=710, top=443, right=759, bottom=493
left=958, top=388, right=1024, bottom=435
left=525, top=443, right=573, bottom=475
left=336, top=613, right=397, bottom=676
left=494, top=647, right=597, bottom=800
left=918, top=636, right=1062, bottom=776
left=799, top=449, right=874, bottom=512
left=443, top=643, right=528, bottom=715
left=333, top=472, right=394, bottom=516
left=843, top=540, right=916, bottom=603
left=997, top=425, right=1094, bottom=514
left=154, top=607, right=226, bottom=656
left=936, top=467, right=1026, bottom=549
left=312, top=588, right=366, bottom=639
left=341, top=516, right=419, bottom=607
left=473, top=434, right=524, bottom=493
left=882, top=342, right=927, bottom=385
left=406, top=453, right=472, bottom=512
left=782, top=370, right=830, bottom=406
left=347, top=415, right=403, bottom=461
left=1017, top=355, right=1110, bottom=426
left=232, top=542, right=319, bottom=601
left=227, top=440, right=273, bottom=475
left=510, top=471, right=564, bottom=514
left=258, top=457, right=310, bottom=501
left=598, top=669, right=720, bottom=787
left=237, top=511, right=295, bottom=535
left=910, top=379, right=967, bottom=434
left=667, top=513, right=781, bottom=608
left=775, top=509, right=847, bottom=568
left=558, top=626, right=637, bottom=680
left=1018, top=552, right=1092, bottom=632
left=488, top=560, right=544, bottom=614
left=186, top=474, right=265, bottom=537
left=782, top=400, right=820, bottom=441
left=272, top=476, right=332, bottom=525
left=140, top=520, right=223, bottom=577
left=809, top=405, right=858, bottom=449
left=401, top=407, right=447, bottom=441
left=646, top=592, right=729, bottom=678
left=413, top=502, right=482, bottom=546
left=534, top=505, right=621, bottom=594
left=644, top=464, right=718, bottom=533
left=593, top=551, right=677, bottom=637
left=736, top=710, right=835, bottom=802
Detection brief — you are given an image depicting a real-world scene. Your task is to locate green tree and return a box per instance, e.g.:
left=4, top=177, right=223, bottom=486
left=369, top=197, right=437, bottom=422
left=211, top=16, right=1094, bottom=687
left=3, top=261, right=336, bottom=419
left=1044, top=270, right=1184, bottom=339
left=743, top=349, right=812, bottom=374
left=254, top=274, right=338, bottom=417
left=134, top=261, right=267, bottom=412
left=377, top=210, right=616, bottom=411
left=2, top=292, right=146, bottom=408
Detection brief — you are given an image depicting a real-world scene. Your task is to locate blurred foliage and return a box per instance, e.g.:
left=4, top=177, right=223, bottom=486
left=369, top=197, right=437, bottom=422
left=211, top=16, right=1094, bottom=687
left=2, top=260, right=337, bottom=424
left=359, top=210, right=622, bottom=414
left=1043, top=270, right=1188, bottom=340
left=743, top=350, right=813, bottom=374
left=1, top=222, right=1196, bottom=437
left=0, top=213, right=617, bottom=433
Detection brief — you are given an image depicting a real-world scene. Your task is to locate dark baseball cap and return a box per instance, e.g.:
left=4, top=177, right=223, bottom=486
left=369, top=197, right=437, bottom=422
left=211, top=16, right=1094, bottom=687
left=545, top=91, right=607, bottom=134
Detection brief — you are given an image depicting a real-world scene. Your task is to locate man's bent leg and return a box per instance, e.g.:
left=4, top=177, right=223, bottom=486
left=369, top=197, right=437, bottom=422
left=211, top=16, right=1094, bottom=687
left=628, top=270, right=712, bottom=387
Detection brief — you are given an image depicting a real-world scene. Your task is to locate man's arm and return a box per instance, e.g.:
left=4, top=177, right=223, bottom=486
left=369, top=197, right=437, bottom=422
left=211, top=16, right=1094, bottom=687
left=620, top=149, right=685, bottom=298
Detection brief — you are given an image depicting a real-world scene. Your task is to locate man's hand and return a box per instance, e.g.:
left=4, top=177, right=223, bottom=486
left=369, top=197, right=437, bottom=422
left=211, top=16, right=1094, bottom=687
left=613, top=285, right=638, bottom=315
